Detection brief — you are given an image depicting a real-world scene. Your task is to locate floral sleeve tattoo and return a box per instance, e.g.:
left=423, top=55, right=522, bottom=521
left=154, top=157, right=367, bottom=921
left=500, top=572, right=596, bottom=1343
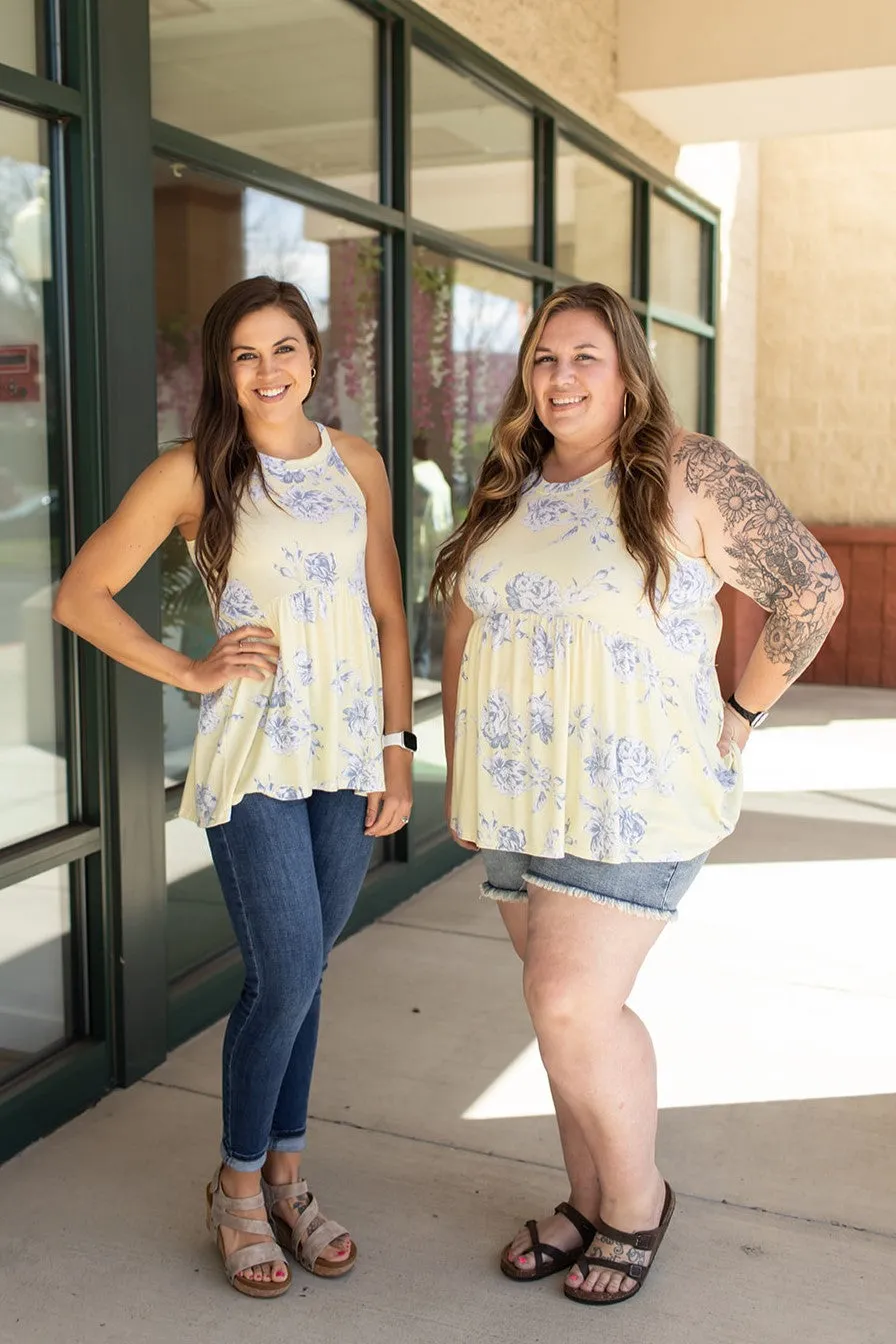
left=674, top=435, right=843, bottom=679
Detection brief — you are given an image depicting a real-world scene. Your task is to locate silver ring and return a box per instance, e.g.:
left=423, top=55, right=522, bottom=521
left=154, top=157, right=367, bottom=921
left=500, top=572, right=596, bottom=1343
left=238, top=637, right=246, bottom=648
left=401, top=815, right=410, bottom=824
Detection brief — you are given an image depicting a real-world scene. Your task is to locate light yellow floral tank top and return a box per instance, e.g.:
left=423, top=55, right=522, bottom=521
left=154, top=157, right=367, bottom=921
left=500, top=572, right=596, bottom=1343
left=451, top=464, right=743, bottom=863
left=180, top=426, right=384, bottom=828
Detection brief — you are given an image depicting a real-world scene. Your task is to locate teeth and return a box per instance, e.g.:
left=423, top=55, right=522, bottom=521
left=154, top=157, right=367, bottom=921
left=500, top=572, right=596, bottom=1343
left=552, top=396, right=585, bottom=405
left=257, top=387, right=286, bottom=398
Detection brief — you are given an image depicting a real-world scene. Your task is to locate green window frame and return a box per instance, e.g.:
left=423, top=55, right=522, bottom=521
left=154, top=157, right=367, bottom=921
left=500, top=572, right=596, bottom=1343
left=0, top=0, right=719, bottom=1164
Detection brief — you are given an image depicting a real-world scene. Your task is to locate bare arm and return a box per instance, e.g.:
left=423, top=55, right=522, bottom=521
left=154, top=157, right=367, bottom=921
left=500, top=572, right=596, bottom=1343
left=441, top=594, right=476, bottom=848
left=338, top=434, right=413, bottom=836
left=52, top=445, right=278, bottom=692
left=674, top=433, right=844, bottom=742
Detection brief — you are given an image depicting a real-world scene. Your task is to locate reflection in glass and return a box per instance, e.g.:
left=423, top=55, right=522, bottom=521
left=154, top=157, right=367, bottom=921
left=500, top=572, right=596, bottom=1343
left=410, top=251, right=531, bottom=841
left=0, top=1, right=43, bottom=76
left=650, top=197, right=704, bottom=318
left=154, top=161, right=382, bottom=782
left=652, top=322, right=702, bottom=430
left=0, top=866, right=71, bottom=1081
left=556, top=138, right=632, bottom=293
left=0, top=107, right=67, bottom=847
left=165, top=816, right=234, bottom=983
left=150, top=0, right=380, bottom=200
left=411, top=47, right=534, bottom=259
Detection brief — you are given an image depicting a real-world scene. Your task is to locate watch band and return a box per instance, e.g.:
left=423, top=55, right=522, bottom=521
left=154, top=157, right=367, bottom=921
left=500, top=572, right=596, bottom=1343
left=382, top=730, right=418, bottom=752
left=726, top=693, right=769, bottom=729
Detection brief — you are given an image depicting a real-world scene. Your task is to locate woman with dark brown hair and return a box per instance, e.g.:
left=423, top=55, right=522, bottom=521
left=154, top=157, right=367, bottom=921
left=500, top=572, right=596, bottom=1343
left=53, top=276, right=414, bottom=1298
left=433, top=282, right=842, bottom=1307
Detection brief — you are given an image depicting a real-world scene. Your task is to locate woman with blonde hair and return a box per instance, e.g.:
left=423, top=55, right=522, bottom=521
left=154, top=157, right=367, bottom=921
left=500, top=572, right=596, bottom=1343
left=54, top=276, right=414, bottom=1298
left=433, top=282, right=842, bottom=1307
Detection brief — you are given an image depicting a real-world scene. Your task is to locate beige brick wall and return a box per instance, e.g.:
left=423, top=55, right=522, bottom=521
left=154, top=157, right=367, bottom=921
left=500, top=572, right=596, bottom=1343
left=756, top=131, right=896, bottom=525
left=415, top=0, right=679, bottom=175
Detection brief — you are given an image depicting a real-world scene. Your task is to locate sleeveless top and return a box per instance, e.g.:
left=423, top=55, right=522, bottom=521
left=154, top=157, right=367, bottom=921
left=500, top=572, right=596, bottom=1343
left=451, top=464, right=743, bottom=863
left=180, top=426, right=384, bottom=828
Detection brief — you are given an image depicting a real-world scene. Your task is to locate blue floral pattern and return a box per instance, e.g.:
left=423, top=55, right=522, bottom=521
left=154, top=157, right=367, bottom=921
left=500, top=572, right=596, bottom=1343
left=453, top=464, right=742, bottom=862
left=180, top=426, right=384, bottom=828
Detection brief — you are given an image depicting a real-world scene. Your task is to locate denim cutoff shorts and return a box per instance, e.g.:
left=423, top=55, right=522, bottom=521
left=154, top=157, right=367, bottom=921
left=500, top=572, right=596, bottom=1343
left=481, top=848, right=709, bottom=922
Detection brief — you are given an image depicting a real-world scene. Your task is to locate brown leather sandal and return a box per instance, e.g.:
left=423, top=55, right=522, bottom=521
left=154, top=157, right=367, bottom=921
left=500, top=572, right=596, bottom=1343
left=206, top=1168, right=292, bottom=1299
left=563, top=1182, right=676, bottom=1306
left=500, top=1201, right=598, bottom=1282
left=263, top=1177, right=357, bottom=1278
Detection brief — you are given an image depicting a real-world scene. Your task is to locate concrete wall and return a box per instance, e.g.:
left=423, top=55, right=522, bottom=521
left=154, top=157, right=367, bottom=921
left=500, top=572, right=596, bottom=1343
left=617, top=2, right=896, bottom=143
left=755, top=130, right=896, bottom=527
left=676, top=142, right=760, bottom=463
left=416, top=0, right=678, bottom=175
left=618, top=0, right=896, bottom=90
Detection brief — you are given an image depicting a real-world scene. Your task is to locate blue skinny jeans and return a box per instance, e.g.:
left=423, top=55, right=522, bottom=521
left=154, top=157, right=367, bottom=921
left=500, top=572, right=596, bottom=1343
left=205, top=790, right=373, bottom=1172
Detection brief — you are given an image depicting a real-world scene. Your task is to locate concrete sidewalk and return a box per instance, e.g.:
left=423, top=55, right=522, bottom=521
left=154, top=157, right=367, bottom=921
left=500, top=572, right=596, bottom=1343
left=2, top=686, right=895, bottom=1344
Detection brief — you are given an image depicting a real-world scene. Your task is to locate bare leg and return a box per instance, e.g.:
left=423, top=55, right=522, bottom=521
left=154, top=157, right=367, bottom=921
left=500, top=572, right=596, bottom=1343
left=522, top=887, right=668, bottom=1296
left=498, top=900, right=602, bottom=1270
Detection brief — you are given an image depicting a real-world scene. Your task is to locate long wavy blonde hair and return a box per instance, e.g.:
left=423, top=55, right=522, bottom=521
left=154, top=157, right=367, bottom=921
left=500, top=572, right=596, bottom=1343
left=430, top=283, right=678, bottom=611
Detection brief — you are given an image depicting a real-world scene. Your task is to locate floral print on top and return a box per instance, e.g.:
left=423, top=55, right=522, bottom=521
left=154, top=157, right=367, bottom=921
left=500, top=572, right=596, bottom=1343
left=180, top=425, right=383, bottom=828
left=452, top=465, right=743, bottom=863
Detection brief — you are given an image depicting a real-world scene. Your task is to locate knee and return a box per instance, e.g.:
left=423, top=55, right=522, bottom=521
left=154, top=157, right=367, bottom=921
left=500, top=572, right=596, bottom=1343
left=250, top=948, right=321, bottom=1022
left=522, top=969, right=579, bottom=1035
left=523, top=967, right=624, bottom=1042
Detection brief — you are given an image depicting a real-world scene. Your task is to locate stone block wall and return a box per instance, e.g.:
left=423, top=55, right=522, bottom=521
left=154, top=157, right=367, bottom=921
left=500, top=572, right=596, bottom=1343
left=755, top=131, right=896, bottom=527
left=718, top=131, right=896, bottom=690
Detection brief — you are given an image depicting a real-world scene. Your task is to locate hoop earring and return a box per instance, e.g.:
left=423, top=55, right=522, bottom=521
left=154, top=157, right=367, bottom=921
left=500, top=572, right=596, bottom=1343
left=310, top=366, right=317, bottom=380
left=622, top=392, right=629, bottom=420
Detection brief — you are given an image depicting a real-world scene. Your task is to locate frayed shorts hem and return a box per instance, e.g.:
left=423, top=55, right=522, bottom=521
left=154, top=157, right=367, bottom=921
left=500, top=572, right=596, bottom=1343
left=480, top=875, right=677, bottom=923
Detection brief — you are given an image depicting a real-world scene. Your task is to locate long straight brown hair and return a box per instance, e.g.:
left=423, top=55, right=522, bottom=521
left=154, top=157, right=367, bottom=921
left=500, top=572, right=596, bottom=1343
left=192, top=276, right=323, bottom=616
left=430, top=283, right=678, bottom=611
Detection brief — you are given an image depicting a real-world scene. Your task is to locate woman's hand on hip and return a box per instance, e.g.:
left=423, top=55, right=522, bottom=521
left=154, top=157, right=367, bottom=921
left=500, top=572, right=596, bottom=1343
left=717, top=702, right=751, bottom=757
left=365, top=746, right=413, bottom=836
left=182, top=625, right=279, bottom=694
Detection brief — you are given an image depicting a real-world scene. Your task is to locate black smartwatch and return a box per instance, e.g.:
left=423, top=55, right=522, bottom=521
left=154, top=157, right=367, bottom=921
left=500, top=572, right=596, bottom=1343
left=726, top=693, right=769, bottom=729
left=382, top=731, right=418, bottom=752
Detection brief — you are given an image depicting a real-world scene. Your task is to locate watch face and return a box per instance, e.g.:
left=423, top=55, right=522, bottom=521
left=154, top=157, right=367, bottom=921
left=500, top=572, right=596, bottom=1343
left=403, top=731, right=418, bottom=752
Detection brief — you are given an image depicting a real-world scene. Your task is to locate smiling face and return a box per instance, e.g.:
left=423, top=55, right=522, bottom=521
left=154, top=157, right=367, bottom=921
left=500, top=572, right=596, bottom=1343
left=530, top=308, right=627, bottom=446
left=229, top=305, right=315, bottom=423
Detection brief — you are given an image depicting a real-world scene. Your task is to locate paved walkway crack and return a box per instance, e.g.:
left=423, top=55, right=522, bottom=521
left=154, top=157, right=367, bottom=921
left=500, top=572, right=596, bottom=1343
left=377, top=918, right=505, bottom=942
left=139, top=1079, right=895, bottom=1242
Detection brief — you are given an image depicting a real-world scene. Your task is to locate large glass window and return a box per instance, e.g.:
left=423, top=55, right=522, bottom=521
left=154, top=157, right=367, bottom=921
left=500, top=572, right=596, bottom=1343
left=410, top=249, right=531, bottom=838
left=0, top=866, right=72, bottom=1082
left=154, top=160, right=382, bottom=783
left=650, top=196, right=704, bottom=319
left=0, top=1, right=44, bottom=76
left=0, top=106, right=67, bottom=847
left=411, top=48, right=533, bottom=260
left=652, top=322, right=703, bottom=430
left=150, top=0, right=380, bottom=200
left=556, top=137, right=632, bottom=293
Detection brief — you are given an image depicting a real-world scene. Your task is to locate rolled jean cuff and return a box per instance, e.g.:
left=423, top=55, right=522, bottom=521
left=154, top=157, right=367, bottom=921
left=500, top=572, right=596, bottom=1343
left=267, top=1130, right=307, bottom=1154
left=219, top=1143, right=267, bottom=1173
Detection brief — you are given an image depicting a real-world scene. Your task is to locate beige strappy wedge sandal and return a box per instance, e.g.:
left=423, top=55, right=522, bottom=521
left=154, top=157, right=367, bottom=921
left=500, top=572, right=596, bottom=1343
left=263, top=1177, right=357, bottom=1278
left=206, top=1167, right=292, bottom=1299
